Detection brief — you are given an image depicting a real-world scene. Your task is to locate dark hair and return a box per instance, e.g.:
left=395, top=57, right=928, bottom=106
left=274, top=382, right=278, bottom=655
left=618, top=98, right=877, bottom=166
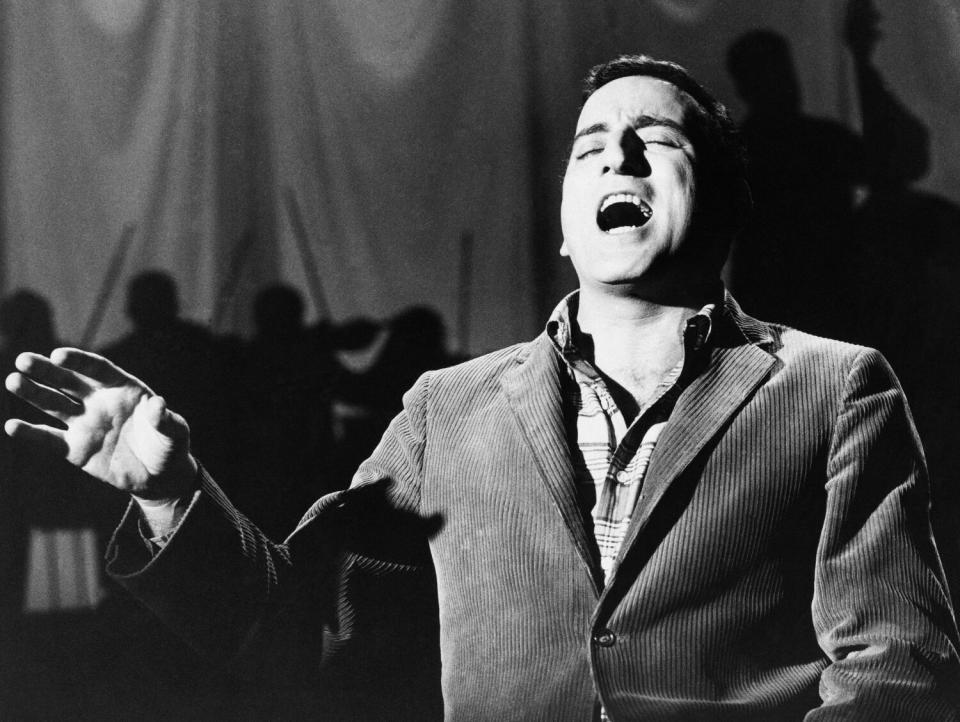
left=581, top=55, right=751, bottom=264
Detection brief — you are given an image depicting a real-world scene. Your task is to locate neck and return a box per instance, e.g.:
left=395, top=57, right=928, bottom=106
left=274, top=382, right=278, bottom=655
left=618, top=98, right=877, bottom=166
left=573, top=285, right=710, bottom=413
left=575, top=283, right=710, bottom=339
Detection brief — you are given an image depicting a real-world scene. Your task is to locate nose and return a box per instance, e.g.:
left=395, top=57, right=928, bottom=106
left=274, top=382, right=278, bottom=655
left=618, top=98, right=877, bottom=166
left=603, top=126, right=649, bottom=176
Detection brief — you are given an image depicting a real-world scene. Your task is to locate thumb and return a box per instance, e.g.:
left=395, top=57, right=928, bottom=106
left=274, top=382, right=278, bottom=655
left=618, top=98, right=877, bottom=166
left=142, top=395, right=190, bottom=443
left=129, top=395, right=181, bottom=476
left=140, top=394, right=167, bottom=426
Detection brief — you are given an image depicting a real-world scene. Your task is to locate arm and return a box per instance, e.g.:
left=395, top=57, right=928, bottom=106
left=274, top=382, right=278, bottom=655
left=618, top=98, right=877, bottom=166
left=6, top=346, right=438, bottom=682
left=3, top=347, right=275, bottom=655
left=844, top=0, right=929, bottom=188
left=107, top=365, right=435, bottom=666
left=809, top=348, right=960, bottom=720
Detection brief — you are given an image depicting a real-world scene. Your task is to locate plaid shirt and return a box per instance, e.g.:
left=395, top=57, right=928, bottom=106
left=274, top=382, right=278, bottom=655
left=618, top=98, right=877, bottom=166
left=547, top=293, right=716, bottom=584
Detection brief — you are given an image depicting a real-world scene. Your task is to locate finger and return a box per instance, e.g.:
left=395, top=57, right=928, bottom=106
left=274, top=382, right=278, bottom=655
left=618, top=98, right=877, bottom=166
left=5, top=372, right=83, bottom=422
left=14, top=352, right=92, bottom=398
left=4, top=419, right=70, bottom=457
left=51, top=348, right=150, bottom=391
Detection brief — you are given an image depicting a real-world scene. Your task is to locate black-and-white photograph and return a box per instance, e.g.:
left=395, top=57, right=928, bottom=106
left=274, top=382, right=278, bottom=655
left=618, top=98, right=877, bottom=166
left=2, top=1, right=959, bottom=719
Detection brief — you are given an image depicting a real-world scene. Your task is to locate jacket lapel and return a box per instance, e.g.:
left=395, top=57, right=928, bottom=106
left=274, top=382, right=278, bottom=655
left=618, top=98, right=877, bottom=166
left=500, top=334, right=603, bottom=588
left=605, top=297, right=779, bottom=590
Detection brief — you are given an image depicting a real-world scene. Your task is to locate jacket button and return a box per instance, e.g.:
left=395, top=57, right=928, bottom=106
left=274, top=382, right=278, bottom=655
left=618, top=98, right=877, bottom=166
left=593, top=629, right=616, bottom=647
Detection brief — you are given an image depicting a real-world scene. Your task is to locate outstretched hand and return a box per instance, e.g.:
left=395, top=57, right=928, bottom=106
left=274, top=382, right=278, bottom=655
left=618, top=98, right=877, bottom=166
left=4, top=348, right=197, bottom=501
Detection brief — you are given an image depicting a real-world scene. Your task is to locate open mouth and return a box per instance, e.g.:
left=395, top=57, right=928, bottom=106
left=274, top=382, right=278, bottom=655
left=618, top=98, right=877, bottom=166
left=597, top=193, right=652, bottom=234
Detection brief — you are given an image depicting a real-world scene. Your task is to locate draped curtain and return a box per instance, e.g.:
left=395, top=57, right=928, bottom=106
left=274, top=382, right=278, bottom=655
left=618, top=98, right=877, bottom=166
left=2, top=0, right=958, bottom=354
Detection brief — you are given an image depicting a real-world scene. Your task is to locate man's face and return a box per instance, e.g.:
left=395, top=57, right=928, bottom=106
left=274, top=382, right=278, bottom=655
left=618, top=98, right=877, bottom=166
left=560, top=75, right=706, bottom=297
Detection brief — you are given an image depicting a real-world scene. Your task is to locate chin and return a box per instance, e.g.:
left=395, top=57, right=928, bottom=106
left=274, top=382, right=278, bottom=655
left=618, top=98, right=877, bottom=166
left=584, top=260, right=692, bottom=296
left=588, top=253, right=661, bottom=284
left=583, top=270, right=656, bottom=293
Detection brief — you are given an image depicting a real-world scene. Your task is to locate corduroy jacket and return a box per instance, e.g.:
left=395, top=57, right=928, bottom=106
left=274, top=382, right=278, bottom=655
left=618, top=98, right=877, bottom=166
left=107, top=294, right=960, bottom=720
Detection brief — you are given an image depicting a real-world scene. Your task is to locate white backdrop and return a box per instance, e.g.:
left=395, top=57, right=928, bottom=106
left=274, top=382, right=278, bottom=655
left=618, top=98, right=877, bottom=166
left=2, top=0, right=958, bottom=354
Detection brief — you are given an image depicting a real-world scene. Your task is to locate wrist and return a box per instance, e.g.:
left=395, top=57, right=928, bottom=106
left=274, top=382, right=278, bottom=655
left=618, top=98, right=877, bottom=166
left=133, top=475, right=195, bottom=538
left=143, top=452, right=200, bottom=503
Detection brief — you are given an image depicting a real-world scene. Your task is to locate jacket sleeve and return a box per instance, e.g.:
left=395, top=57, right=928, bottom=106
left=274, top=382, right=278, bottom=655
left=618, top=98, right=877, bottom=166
left=104, top=370, right=434, bottom=664
left=808, top=348, right=960, bottom=720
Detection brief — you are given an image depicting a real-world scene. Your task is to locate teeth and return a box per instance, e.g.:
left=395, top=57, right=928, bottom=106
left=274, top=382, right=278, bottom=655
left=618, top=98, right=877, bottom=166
left=596, top=192, right=654, bottom=233
left=599, top=193, right=650, bottom=215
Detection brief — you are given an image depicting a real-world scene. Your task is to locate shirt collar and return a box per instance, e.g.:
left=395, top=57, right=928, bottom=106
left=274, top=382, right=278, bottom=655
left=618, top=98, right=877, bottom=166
left=546, top=291, right=596, bottom=379
left=546, top=290, right=718, bottom=377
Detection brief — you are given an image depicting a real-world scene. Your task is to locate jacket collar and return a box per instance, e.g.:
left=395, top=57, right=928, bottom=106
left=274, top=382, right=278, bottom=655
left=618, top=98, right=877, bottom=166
left=596, top=292, right=779, bottom=616
left=501, top=290, right=778, bottom=597
left=500, top=335, right=606, bottom=590
left=715, top=288, right=777, bottom=351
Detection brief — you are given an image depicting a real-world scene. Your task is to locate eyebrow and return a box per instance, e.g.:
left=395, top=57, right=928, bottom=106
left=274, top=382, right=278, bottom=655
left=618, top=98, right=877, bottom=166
left=572, top=115, right=689, bottom=143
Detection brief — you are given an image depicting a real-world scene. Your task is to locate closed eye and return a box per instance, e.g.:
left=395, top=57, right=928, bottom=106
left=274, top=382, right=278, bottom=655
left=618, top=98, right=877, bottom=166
left=575, top=145, right=604, bottom=160
left=640, top=134, right=682, bottom=148
left=638, top=127, right=689, bottom=149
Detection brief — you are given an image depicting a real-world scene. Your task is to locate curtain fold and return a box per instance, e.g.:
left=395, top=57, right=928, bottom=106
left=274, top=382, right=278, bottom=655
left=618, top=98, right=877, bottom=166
left=2, top=0, right=957, bottom=354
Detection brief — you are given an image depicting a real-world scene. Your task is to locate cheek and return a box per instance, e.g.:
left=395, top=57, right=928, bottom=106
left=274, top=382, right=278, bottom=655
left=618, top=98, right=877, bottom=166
left=560, top=180, right=591, bottom=230
left=676, top=162, right=696, bottom=199
left=559, top=195, right=574, bottom=236
left=666, top=164, right=697, bottom=219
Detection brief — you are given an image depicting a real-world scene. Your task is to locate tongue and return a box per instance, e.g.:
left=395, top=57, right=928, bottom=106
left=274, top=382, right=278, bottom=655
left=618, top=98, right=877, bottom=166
left=597, top=202, right=650, bottom=232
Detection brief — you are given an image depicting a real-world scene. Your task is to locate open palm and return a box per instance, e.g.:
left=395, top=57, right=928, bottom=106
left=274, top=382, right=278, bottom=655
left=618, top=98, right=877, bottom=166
left=5, top=347, right=195, bottom=500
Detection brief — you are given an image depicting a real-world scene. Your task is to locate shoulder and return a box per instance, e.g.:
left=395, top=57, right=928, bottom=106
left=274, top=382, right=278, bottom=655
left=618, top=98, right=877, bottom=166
left=399, top=335, right=551, bottom=411
left=725, top=294, right=898, bottom=398
left=746, top=319, right=903, bottom=407
left=436, top=338, right=539, bottom=377
left=769, top=323, right=867, bottom=363
left=417, top=337, right=543, bottom=390
left=725, top=293, right=880, bottom=376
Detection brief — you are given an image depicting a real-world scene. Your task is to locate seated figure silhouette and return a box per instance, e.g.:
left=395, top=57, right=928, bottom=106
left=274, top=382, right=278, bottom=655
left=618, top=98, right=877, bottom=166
left=334, top=306, right=459, bottom=478
left=0, top=290, right=125, bottom=718
left=101, top=271, right=232, bottom=478
left=0, top=289, right=112, bottom=553
left=234, top=284, right=340, bottom=539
